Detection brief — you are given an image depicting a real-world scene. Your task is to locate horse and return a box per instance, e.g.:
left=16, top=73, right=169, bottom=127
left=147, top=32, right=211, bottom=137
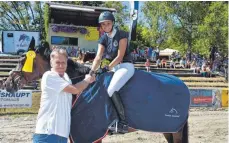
left=4, top=37, right=190, bottom=143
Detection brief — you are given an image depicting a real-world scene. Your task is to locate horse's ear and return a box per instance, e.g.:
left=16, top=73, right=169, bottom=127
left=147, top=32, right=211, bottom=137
left=27, top=37, right=35, bottom=51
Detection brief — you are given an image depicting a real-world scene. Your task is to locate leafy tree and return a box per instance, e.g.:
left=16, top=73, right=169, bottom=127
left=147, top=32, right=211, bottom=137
left=102, top=1, right=129, bottom=31
left=0, top=2, right=43, bottom=31
left=197, top=2, right=228, bottom=58
left=140, top=1, right=228, bottom=59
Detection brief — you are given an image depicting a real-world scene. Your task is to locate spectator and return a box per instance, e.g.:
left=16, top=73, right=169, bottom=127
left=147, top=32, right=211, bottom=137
left=155, top=46, right=160, bottom=59
left=206, top=64, right=212, bottom=77
left=151, top=50, right=157, bottom=62
left=180, top=58, right=185, bottom=68
left=161, top=58, right=167, bottom=68
left=186, top=59, right=191, bottom=69
left=170, top=59, right=176, bottom=69
left=144, top=48, right=148, bottom=59
left=156, top=58, right=161, bottom=68
left=145, top=59, right=151, bottom=72
left=201, top=64, right=208, bottom=77
left=140, top=49, right=144, bottom=58
left=176, top=52, right=181, bottom=62
left=191, top=59, right=197, bottom=73
left=147, top=47, right=152, bottom=60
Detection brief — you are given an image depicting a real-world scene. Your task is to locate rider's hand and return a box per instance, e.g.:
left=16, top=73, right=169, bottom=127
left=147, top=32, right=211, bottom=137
left=98, top=66, right=109, bottom=74
left=84, top=74, right=95, bottom=84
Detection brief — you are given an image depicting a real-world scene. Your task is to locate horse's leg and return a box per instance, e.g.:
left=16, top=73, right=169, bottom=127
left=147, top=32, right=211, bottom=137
left=172, top=121, right=189, bottom=143
left=163, top=133, right=173, bottom=143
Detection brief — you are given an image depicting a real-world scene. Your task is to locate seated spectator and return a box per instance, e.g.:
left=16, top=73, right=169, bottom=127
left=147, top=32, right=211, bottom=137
left=145, top=59, right=151, bottom=72
left=191, top=59, right=199, bottom=73
left=186, top=59, right=191, bottom=69
left=170, top=59, right=176, bottom=69
left=161, top=58, right=167, bottom=68
left=151, top=50, right=157, bottom=62
left=201, top=64, right=208, bottom=77
left=180, top=58, right=185, bottom=68
left=156, top=59, right=161, bottom=68
left=206, top=64, right=213, bottom=77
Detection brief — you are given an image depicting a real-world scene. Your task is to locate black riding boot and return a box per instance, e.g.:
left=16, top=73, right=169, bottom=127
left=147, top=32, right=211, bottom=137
left=111, top=91, right=128, bottom=134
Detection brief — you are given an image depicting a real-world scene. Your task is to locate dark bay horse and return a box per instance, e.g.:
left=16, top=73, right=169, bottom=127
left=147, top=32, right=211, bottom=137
left=4, top=38, right=189, bottom=143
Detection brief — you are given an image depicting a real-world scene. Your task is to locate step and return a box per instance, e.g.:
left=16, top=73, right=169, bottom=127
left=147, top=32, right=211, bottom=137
left=0, top=59, right=21, bottom=63
left=0, top=63, right=18, bottom=68
left=0, top=55, right=20, bottom=59
left=134, top=62, right=180, bottom=67
left=0, top=74, right=9, bottom=78
left=179, top=77, right=226, bottom=82
left=169, top=73, right=209, bottom=77
left=188, top=87, right=228, bottom=89
left=185, top=82, right=228, bottom=88
left=134, top=61, right=180, bottom=65
left=135, top=67, right=194, bottom=73
left=0, top=68, right=14, bottom=72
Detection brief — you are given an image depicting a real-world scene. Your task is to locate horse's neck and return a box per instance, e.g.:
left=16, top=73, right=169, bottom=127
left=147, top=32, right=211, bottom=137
left=66, top=59, right=90, bottom=83
left=37, top=55, right=51, bottom=77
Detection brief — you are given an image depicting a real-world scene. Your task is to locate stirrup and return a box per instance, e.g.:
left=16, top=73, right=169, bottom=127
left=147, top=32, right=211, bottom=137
left=108, top=121, right=129, bottom=134
left=108, top=121, right=119, bottom=134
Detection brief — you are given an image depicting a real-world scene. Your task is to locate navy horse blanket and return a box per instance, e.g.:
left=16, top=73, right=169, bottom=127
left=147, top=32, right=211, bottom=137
left=70, top=70, right=190, bottom=143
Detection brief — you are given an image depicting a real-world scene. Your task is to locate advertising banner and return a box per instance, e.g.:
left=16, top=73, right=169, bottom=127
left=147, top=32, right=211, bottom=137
left=0, top=90, right=32, bottom=108
left=189, top=89, right=213, bottom=107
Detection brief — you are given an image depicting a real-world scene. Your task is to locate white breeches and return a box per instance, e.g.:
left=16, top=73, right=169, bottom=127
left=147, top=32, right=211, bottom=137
left=107, top=63, right=135, bottom=97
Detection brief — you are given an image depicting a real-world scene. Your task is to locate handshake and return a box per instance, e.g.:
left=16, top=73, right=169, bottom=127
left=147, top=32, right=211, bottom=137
left=84, top=74, right=96, bottom=84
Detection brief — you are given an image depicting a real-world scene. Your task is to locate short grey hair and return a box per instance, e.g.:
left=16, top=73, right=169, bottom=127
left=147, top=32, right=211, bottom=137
left=50, top=48, right=68, bottom=60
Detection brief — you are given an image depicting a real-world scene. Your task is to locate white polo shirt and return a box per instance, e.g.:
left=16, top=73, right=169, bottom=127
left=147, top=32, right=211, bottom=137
left=35, top=71, right=72, bottom=138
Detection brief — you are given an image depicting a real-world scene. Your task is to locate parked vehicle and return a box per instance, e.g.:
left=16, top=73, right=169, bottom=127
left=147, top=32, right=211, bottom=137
left=1, top=31, right=40, bottom=55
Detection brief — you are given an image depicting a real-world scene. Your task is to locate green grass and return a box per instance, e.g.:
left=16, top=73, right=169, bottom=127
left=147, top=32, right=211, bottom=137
left=0, top=92, right=41, bottom=116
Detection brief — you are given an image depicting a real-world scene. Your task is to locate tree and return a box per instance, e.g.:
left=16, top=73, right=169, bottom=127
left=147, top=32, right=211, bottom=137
left=102, top=1, right=129, bottom=31
left=0, top=2, right=43, bottom=30
left=197, top=2, right=228, bottom=58
left=142, top=2, right=172, bottom=48
left=140, top=1, right=228, bottom=59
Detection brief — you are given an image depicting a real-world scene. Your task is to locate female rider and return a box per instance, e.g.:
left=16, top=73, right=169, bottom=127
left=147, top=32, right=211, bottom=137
left=89, top=11, right=135, bottom=133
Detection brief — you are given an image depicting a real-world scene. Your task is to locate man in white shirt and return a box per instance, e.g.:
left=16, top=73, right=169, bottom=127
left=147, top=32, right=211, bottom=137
left=33, top=48, right=95, bottom=143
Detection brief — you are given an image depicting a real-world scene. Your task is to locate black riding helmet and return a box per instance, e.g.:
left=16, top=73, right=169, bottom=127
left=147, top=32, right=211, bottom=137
left=98, top=11, right=115, bottom=24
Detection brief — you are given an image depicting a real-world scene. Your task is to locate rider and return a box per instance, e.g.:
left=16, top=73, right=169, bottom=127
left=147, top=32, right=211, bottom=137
left=89, top=11, right=135, bottom=133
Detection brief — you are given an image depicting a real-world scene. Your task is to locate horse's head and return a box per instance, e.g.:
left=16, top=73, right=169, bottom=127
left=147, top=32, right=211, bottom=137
left=5, top=37, right=51, bottom=93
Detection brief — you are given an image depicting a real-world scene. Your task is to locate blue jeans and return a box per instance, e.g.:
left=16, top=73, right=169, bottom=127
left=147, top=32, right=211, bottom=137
left=33, top=134, right=68, bottom=143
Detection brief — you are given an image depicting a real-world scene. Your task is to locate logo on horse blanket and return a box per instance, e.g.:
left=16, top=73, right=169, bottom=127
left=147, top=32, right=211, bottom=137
left=70, top=70, right=190, bottom=143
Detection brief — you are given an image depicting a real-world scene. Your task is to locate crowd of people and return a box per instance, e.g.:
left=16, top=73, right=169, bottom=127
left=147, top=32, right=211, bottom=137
left=140, top=47, right=228, bottom=79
